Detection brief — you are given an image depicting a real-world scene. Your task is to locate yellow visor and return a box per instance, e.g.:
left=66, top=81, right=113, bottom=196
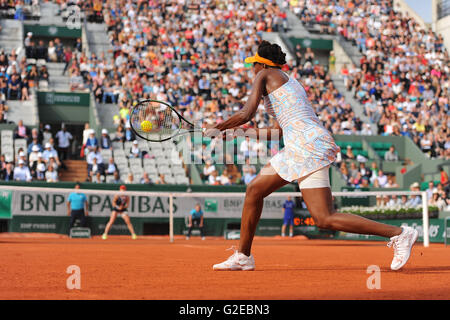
left=245, top=52, right=283, bottom=67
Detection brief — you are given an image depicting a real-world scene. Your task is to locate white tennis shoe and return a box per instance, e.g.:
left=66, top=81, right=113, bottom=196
left=387, top=226, right=419, bottom=271
left=213, top=247, right=255, bottom=271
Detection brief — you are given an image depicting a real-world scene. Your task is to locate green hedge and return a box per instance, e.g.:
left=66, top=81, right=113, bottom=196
left=341, top=206, right=439, bottom=220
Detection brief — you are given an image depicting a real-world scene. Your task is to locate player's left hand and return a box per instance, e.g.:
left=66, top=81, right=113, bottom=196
left=203, top=125, right=220, bottom=138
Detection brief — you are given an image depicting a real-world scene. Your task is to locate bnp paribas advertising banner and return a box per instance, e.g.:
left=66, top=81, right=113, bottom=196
left=0, top=190, right=12, bottom=219
left=11, top=190, right=287, bottom=219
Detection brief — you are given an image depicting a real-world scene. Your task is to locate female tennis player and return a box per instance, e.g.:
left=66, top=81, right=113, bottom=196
left=102, top=185, right=137, bottom=240
left=208, top=41, right=418, bottom=271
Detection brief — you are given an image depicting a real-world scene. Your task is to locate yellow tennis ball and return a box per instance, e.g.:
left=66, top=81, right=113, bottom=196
left=141, top=120, right=152, bottom=132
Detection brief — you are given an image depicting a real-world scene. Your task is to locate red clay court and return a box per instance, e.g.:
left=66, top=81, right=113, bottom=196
left=1, top=233, right=449, bottom=300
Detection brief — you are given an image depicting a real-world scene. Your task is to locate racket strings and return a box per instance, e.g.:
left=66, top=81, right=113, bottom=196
left=132, top=101, right=180, bottom=137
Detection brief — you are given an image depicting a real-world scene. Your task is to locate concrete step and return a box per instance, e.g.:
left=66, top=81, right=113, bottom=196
left=6, top=98, right=39, bottom=126
left=59, top=160, right=88, bottom=182
left=46, top=62, right=66, bottom=71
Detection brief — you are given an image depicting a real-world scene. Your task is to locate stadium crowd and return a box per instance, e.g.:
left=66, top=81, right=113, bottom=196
left=286, top=0, right=449, bottom=160
left=0, top=120, right=70, bottom=182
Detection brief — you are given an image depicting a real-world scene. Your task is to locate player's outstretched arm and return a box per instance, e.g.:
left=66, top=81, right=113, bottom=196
left=206, top=71, right=266, bottom=135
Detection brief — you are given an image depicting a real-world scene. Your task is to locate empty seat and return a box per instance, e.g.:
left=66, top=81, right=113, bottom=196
left=14, top=139, right=27, bottom=148
left=113, top=148, right=126, bottom=157
left=145, top=166, right=158, bottom=175
left=1, top=130, right=13, bottom=139
left=124, top=141, right=133, bottom=150
left=112, top=141, right=123, bottom=150
left=171, top=166, right=186, bottom=176
left=105, top=175, right=116, bottom=183
left=143, top=158, right=156, bottom=166
left=101, top=149, right=113, bottom=159
left=175, top=176, right=190, bottom=185
left=158, top=165, right=171, bottom=175
left=130, top=164, right=143, bottom=173
left=149, top=143, right=162, bottom=151
left=129, top=158, right=142, bottom=167
left=164, top=175, right=175, bottom=184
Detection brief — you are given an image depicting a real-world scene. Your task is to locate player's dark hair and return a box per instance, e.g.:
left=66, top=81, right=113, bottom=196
left=257, top=40, right=286, bottom=66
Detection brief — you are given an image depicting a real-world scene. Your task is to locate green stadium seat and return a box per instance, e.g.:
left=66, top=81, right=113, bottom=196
left=377, top=150, right=387, bottom=158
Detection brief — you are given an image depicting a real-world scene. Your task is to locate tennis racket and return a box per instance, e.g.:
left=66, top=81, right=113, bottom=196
left=130, top=99, right=204, bottom=142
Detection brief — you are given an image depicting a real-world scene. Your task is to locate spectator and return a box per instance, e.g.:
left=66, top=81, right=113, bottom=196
left=123, top=123, right=136, bottom=142
left=82, top=123, right=91, bottom=146
left=28, top=145, right=41, bottom=164
left=385, top=175, right=399, bottom=188
left=128, top=140, right=141, bottom=158
left=426, top=181, right=436, bottom=200
left=14, top=119, right=30, bottom=140
left=343, top=145, right=355, bottom=160
left=27, top=137, right=42, bottom=154
left=154, top=173, right=167, bottom=185
left=42, top=124, right=52, bottom=145
left=100, top=129, right=112, bottom=150
left=202, top=160, right=216, bottom=182
left=111, top=171, right=123, bottom=184
left=217, top=169, right=231, bottom=186
left=48, top=40, right=57, bottom=62
left=69, top=70, right=85, bottom=91
left=429, top=191, right=446, bottom=211
left=45, top=165, right=58, bottom=182
left=87, top=146, right=104, bottom=177
left=0, top=162, right=14, bottom=181
left=39, top=65, right=49, bottom=83
left=243, top=166, right=257, bottom=185
left=384, top=145, right=399, bottom=161
left=105, top=157, right=118, bottom=176
left=13, top=159, right=31, bottom=181
left=55, top=124, right=73, bottom=160
left=85, top=129, right=99, bottom=154
left=125, top=173, right=134, bottom=184
left=387, top=195, right=402, bottom=207
left=208, top=170, right=220, bottom=185
left=406, top=182, right=422, bottom=207
left=34, top=161, right=46, bottom=181
left=7, top=73, right=22, bottom=100
left=140, top=172, right=153, bottom=185
left=27, top=127, right=41, bottom=145
left=374, top=170, right=388, bottom=188
left=240, top=136, right=254, bottom=159
left=42, top=142, right=59, bottom=165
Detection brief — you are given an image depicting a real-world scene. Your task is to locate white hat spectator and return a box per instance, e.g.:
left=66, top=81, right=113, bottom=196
left=32, top=145, right=40, bottom=152
left=18, top=159, right=24, bottom=165
left=133, top=140, right=138, bottom=145
left=19, top=151, right=25, bottom=157
left=45, top=124, right=51, bottom=130
left=45, top=143, right=51, bottom=149
left=37, top=152, right=43, bottom=158
left=102, top=129, right=108, bottom=134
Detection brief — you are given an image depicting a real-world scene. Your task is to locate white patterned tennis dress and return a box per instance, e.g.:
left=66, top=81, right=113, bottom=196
left=264, top=75, right=340, bottom=182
